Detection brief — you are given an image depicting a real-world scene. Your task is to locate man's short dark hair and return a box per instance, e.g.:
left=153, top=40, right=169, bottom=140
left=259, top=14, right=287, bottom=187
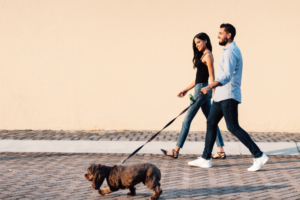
left=220, top=23, right=236, bottom=40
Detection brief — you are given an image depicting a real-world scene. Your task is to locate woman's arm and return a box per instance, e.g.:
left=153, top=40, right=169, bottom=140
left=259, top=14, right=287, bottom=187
left=177, top=80, right=196, bottom=98
left=204, top=53, right=216, bottom=96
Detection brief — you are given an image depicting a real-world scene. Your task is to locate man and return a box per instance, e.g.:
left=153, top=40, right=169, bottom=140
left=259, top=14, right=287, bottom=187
left=188, top=23, right=268, bottom=171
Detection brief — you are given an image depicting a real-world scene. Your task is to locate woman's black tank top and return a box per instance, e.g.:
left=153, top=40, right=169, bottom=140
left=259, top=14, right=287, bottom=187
left=195, top=59, right=209, bottom=84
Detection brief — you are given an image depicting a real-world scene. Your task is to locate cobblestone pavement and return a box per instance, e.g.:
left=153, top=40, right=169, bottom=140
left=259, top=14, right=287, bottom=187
left=0, top=130, right=300, bottom=142
left=1, top=152, right=300, bottom=199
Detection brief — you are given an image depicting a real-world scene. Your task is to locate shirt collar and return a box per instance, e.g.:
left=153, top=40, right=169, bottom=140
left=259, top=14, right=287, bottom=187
left=223, top=41, right=235, bottom=50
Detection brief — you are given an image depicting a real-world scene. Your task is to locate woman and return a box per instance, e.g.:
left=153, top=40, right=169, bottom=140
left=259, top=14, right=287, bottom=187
left=161, top=33, right=226, bottom=159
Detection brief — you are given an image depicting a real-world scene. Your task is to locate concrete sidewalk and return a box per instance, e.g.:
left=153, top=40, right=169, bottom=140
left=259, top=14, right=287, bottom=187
left=0, top=130, right=299, bottom=155
left=0, top=140, right=299, bottom=156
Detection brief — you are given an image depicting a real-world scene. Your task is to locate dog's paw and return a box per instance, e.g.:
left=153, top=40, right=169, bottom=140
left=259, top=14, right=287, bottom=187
left=98, top=189, right=105, bottom=196
left=149, top=197, right=157, bottom=200
left=127, top=192, right=136, bottom=196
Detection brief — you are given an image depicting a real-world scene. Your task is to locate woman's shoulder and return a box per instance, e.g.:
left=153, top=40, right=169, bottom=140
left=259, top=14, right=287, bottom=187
left=202, top=52, right=214, bottom=63
left=203, top=52, right=213, bottom=59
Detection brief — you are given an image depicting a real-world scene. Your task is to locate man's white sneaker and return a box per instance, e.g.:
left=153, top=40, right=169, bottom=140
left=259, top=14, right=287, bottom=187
left=188, top=157, right=212, bottom=168
left=247, top=153, right=269, bottom=172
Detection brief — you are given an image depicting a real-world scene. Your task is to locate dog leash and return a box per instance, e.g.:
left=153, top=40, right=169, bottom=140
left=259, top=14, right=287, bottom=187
left=120, top=92, right=205, bottom=164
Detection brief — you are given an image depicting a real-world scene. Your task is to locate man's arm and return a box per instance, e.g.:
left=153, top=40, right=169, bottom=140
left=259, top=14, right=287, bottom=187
left=201, top=50, right=237, bottom=94
left=201, top=81, right=222, bottom=94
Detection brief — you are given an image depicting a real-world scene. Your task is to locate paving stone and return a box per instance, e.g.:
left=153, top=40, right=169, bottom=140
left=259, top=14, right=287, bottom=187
left=0, top=152, right=300, bottom=199
left=0, top=130, right=299, bottom=143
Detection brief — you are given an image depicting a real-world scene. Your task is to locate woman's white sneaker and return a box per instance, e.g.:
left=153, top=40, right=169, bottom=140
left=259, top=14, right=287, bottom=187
left=188, top=157, right=212, bottom=168
left=247, top=153, right=269, bottom=172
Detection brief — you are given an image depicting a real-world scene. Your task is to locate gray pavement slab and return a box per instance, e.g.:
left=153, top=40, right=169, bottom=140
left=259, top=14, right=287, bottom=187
left=0, top=140, right=299, bottom=156
left=238, top=141, right=300, bottom=155
left=1, top=130, right=300, bottom=156
left=0, top=152, right=300, bottom=199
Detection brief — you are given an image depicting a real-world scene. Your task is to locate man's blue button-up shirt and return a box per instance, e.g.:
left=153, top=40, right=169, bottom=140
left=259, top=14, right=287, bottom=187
left=214, top=41, right=243, bottom=103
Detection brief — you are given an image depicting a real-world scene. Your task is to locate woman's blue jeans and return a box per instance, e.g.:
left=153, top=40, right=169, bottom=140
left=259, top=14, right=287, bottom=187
left=176, top=83, right=224, bottom=148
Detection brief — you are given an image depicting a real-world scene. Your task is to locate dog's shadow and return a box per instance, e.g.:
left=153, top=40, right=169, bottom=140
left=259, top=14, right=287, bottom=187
left=159, top=185, right=289, bottom=199
left=93, top=184, right=289, bottom=199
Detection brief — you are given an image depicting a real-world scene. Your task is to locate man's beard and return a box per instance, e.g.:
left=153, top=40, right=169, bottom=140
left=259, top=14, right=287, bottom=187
left=219, top=38, right=228, bottom=46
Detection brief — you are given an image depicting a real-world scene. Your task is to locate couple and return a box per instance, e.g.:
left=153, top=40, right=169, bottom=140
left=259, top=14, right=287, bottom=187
left=161, top=23, right=268, bottom=171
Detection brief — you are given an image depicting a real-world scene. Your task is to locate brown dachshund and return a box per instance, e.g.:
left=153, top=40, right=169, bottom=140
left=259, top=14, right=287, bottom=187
left=84, top=163, right=162, bottom=200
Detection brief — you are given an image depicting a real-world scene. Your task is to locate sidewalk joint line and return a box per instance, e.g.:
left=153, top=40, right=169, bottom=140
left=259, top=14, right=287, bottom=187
left=294, top=141, right=300, bottom=154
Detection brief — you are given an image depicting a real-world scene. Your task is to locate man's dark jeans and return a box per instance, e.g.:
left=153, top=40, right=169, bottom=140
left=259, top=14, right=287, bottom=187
left=202, top=99, right=263, bottom=159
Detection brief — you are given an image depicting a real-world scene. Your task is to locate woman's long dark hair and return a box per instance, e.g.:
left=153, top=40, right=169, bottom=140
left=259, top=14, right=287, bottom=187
left=192, top=33, right=212, bottom=69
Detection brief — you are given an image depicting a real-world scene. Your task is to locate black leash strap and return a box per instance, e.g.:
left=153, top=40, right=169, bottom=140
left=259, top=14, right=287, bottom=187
left=120, top=93, right=204, bottom=164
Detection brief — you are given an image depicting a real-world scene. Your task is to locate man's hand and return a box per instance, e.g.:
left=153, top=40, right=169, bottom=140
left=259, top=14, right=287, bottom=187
left=201, top=81, right=222, bottom=95
left=201, top=86, right=212, bottom=94
left=177, top=90, right=188, bottom=98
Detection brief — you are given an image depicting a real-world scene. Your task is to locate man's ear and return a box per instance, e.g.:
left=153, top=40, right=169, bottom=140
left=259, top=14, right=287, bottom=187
left=227, top=33, right=231, bottom=40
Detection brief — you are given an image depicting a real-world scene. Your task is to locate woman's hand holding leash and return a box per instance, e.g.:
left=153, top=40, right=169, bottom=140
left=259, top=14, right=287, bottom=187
left=178, top=81, right=196, bottom=98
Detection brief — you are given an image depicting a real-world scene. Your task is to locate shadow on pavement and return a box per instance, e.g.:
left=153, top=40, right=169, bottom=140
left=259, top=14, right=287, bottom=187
left=94, top=184, right=289, bottom=199
left=265, top=147, right=299, bottom=155
left=159, top=184, right=289, bottom=199
left=260, top=166, right=300, bottom=171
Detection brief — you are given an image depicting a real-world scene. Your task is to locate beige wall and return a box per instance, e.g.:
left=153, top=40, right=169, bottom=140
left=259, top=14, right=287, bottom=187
left=0, top=0, right=300, bottom=132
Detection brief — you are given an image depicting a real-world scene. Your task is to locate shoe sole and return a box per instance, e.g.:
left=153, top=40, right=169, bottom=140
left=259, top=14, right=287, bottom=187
left=188, top=162, right=211, bottom=168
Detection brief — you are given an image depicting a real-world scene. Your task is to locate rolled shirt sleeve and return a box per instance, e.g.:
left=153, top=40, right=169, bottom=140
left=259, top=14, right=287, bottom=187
left=215, top=50, right=237, bottom=86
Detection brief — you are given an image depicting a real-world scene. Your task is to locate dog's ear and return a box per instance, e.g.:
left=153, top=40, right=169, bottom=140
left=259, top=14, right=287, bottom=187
left=91, top=171, right=105, bottom=190
left=92, top=175, right=100, bottom=190
left=89, top=164, right=106, bottom=190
